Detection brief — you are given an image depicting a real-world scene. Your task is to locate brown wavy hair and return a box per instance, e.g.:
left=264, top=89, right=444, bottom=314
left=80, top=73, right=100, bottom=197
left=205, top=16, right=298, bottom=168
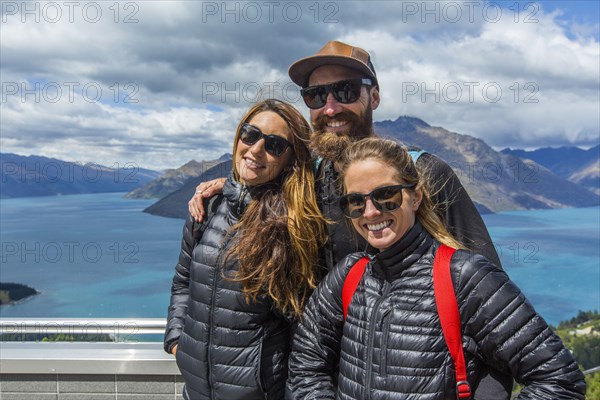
left=339, top=137, right=464, bottom=249
left=227, top=99, right=328, bottom=319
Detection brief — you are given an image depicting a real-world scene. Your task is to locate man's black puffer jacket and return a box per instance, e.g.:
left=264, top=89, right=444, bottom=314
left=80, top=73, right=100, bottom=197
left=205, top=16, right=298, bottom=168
left=288, top=223, right=586, bottom=399
left=164, top=177, right=290, bottom=400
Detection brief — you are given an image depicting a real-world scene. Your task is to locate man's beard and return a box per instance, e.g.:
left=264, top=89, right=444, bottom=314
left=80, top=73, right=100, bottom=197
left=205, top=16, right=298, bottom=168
left=309, top=105, right=374, bottom=162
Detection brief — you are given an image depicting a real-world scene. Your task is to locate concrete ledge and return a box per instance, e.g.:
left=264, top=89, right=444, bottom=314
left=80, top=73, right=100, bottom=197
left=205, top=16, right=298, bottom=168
left=0, top=342, right=179, bottom=375
left=0, top=373, right=185, bottom=400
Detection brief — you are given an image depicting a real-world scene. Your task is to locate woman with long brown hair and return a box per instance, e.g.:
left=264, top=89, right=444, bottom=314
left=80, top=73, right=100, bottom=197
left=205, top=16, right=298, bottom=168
left=164, top=99, right=327, bottom=400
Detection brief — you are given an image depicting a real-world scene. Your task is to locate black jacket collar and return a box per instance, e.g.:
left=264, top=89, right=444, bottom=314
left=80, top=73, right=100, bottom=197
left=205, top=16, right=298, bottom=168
left=223, top=174, right=284, bottom=219
left=371, top=222, right=432, bottom=281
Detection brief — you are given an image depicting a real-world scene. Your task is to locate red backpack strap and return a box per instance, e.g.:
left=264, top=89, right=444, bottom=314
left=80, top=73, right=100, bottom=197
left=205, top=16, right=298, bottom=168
left=433, top=244, right=471, bottom=400
left=342, top=256, right=369, bottom=320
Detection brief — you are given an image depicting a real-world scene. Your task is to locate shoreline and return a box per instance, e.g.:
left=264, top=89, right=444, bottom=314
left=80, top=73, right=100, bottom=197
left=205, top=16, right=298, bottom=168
left=0, top=282, right=40, bottom=306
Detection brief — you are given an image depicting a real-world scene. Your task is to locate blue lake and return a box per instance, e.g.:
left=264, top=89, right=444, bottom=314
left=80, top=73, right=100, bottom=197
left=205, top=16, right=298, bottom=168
left=0, top=193, right=598, bottom=326
left=481, top=207, right=600, bottom=325
left=0, top=193, right=183, bottom=319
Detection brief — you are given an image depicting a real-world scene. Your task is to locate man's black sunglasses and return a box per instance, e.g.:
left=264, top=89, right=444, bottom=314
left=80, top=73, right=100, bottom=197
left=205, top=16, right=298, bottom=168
left=301, top=78, right=373, bottom=109
left=339, top=184, right=417, bottom=219
left=239, top=123, right=292, bottom=157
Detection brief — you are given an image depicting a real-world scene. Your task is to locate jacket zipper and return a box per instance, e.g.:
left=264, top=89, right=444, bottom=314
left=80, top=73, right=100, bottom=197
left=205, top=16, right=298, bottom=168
left=379, top=307, right=393, bottom=379
left=237, top=185, right=247, bottom=215
left=365, top=281, right=391, bottom=399
left=207, top=236, right=228, bottom=398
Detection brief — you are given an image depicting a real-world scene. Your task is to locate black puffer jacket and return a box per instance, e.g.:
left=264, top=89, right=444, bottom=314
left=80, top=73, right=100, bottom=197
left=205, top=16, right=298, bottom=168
left=288, top=223, right=586, bottom=399
left=164, top=177, right=290, bottom=400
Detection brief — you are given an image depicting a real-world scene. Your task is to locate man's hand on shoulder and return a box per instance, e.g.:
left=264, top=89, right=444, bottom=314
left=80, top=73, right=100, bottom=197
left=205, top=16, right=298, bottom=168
left=188, top=177, right=226, bottom=222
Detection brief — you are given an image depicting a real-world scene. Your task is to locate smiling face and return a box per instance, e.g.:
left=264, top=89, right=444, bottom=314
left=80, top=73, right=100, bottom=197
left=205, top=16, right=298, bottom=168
left=306, top=64, right=380, bottom=162
left=343, top=158, right=422, bottom=251
left=308, top=64, right=379, bottom=138
left=234, top=111, right=293, bottom=186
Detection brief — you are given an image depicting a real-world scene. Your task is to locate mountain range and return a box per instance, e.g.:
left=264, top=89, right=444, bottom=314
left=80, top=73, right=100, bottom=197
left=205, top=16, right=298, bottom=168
left=2, top=118, right=596, bottom=215
left=0, top=153, right=160, bottom=198
left=501, top=146, right=599, bottom=195
left=375, top=117, right=599, bottom=212
left=143, top=160, right=233, bottom=218
left=142, top=116, right=599, bottom=219
left=125, top=154, right=232, bottom=200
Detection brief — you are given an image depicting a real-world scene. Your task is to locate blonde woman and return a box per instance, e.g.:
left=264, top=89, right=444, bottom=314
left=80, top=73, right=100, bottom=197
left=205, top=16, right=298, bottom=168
left=288, top=137, right=585, bottom=399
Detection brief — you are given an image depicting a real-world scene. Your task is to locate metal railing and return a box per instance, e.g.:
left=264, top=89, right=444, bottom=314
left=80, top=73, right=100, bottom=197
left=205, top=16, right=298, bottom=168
left=0, top=317, right=166, bottom=341
left=583, top=366, right=600, bottom=375
left=0, top=318, right=177, bottom=375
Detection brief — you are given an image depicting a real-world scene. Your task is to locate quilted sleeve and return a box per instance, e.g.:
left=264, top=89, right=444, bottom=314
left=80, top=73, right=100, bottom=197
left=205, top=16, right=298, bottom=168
left=454, top=252, right=586, bottom=399
left=163, top=214, right=197, bottom=354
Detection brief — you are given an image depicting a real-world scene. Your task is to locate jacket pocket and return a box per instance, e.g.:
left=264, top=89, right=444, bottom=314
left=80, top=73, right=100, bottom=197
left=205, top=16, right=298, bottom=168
left=258, top=324, right=291, bottom=398
left=255, top=332, right=266, bottom=393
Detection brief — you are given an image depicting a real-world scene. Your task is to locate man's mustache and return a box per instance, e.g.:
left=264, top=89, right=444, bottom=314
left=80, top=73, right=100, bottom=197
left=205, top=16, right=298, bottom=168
left=312, top=112, right=362, bottom=135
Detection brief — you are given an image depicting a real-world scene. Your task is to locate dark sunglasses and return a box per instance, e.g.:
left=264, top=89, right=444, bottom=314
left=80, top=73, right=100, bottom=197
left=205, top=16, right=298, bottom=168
left=301, top=78, right=373, bottom=109
left=339, top=184, right=416, bottom=219
left=239, top=123, right=292, bottom=157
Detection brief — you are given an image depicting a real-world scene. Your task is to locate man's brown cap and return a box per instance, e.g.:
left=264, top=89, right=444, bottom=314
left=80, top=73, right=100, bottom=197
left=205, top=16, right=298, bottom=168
left=288, top=40, right=378, bottom=88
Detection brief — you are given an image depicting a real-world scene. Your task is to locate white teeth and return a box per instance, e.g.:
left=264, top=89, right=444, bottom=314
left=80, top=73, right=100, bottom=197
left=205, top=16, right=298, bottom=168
left=327, top=121, right=346, bottom=127
left=245, top=158, right=263, bottom=168
left=367, top=220, right=392, bottom=231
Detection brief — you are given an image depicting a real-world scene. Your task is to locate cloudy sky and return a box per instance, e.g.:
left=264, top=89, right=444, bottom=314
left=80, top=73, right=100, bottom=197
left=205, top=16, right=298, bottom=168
left=1, top=0, right=599, bottom=170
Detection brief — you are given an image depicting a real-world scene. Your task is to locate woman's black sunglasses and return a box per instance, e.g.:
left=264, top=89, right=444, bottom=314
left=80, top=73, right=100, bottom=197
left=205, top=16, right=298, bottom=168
left=301, top=78, right=373, bottom=109
left=239, top=123, right=292, bottom=157
left=339, top=184, right=416, bottom=219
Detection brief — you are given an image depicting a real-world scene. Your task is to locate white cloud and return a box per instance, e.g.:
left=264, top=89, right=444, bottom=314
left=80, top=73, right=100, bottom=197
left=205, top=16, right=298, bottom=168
left=1, top=1, right=598, bottom=169
left=343, top=6, right=599, bottom=149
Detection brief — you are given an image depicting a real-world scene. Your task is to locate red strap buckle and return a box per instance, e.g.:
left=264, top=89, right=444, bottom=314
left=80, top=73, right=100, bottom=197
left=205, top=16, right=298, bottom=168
left=456, top=381, right=471, bottom=399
